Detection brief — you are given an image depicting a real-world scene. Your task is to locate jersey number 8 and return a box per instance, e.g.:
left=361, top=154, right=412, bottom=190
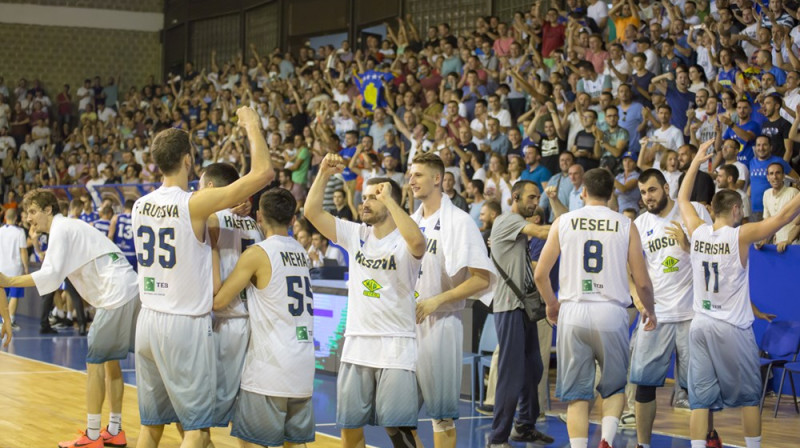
left=137, top=226, right=176, bottom=268
left=583, top=240, right=603, bottom=273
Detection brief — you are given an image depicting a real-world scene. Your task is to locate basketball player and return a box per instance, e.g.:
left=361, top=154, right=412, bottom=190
left=132, top=106, right=273, bottom=448
left=407, top=153, right=496, bottom=448
left=534, top=168, right=657, bottom=448
left=214, top=188, right=316, bottom=447
left=200, top=162, right=263, bottom=430
left=306, top=153, right=426, bottom=448
left=108, top=200, right=137, bottom=271
left=631, top=169, right=712, bottom=448
left=0, top=208, right=29, bottom=329
left=0, top=189, right=139, bottom=448
left=678, top=142, right=800, bottom=448
left=93, top=205, right=113, bottom=234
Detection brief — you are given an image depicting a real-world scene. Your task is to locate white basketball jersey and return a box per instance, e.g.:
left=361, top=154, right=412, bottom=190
left=690, top=224, right=753, bottom=328
left=0, top=225, right=26, bottom=276
left=335, top=218, right=421, bottom=370
left=413, top=210, right=463, bottom=313
left=133, top=186, right=213, bottom=316
left=558, top=205, right=631, bottom=307
left=214, top=209, right=263, bottom=318
left=240, top=236, right=315, bottom=398
left=635, top=202, right=712, bottom=322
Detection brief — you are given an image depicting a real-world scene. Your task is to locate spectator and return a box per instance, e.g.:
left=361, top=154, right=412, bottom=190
left=717, top=164, right=751, bottom=222
left=759, top=162, right=800, bottom=249
left=749, top=136, right=797, bottom=220
left=519, top=146, right=551, bottom=191
left=308, top=231, right=346, bottom=267
left=466, top=178, right=486, bottom=228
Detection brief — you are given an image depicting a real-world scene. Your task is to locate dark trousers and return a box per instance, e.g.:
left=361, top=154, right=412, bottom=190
left=40, top=292, right=55, bottom=329
left=64, top=280, right=86, bottom=327
left=507, top=98, right=526, bottom=124
left=490, top=309, right=543, bottom=444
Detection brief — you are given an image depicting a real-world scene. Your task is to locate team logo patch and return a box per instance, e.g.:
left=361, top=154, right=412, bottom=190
left=144, top=277, right=155, bottom=292
left=296, top=326, right=310, bottom=341
left=646, top=229, right=654, bottom=236
left=582, top=280, right=593, bottom=292
left=702, top=300, right=712, bottom=310
left=414, top=291, right=419, bottom=299
left=109, top=253, right=120, bottom=262
left=661, top=256, right=679, bottom=273
left=362, top=279, right=383, bottom=298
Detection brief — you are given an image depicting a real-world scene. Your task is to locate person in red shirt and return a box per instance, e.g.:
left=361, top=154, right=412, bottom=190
left=56, top=84, right=72, bottom=127
left=541, top=9, right=566, bottom=58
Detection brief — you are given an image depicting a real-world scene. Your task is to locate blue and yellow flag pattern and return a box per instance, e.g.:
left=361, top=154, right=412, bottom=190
left=353, top=69, right=395, bottom=111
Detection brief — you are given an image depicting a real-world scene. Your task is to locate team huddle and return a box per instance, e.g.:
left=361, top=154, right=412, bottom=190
left=2, top=106, right=800, bottom=448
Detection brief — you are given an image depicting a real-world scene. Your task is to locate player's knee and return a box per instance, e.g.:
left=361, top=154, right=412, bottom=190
left=635, top=385, right=657, bottom=403
left=432, top=418, right=455, bottom=433
left=386, top=427, right=416, bottom=448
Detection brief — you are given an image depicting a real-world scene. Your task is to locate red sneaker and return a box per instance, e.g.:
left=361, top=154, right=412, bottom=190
left=598, top=439, right=612, bottom=448
left=57, top=430, right=104, bottom=448
left=706, top=429, right=723, bottom=448
left=100, top=427, right=127, bottom=447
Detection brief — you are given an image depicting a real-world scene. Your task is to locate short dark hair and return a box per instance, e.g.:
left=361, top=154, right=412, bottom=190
left=711, top=189, right=743, bottom=216
left=767, top=161, right=787, bottom=174
left=583, top=168, right=615, bottom=200
left=471, top=179, right=485, bottom=195
left=259, top=188, right=296, bottom=226
left=511, top=180, right=537, bottom=202
left=151, top=128, right=191, bottom=175
left=23, top=189, right=60, bottom=215
left=365, top=177, right=402, bottom=204
left=203, top=163, right=240, bottom=187
left=720, top=164, right=739, bottom=182
left=638, top=168, right=667, bottom=186
left=483, top=199, right=502, bottom=215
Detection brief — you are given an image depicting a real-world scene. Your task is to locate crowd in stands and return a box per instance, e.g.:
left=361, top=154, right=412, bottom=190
left=3, top=0, right=800, bottom=253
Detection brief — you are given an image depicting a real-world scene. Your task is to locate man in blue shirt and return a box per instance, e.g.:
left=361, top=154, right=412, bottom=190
left=721, top=100, right=761, bottom=165
left=339, top=130, right=359, bottom=183
left=519, top=146, right=552, bottom=192
left=657, top=70, right=695, bottom=131
left=748, top=135, right=798, bottom=219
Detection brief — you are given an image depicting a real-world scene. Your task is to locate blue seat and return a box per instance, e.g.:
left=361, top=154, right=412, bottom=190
left=757, top=320, right=800, bottom=415
left=463, top=317, right=498, bottom=408
left=777, top=361, right=800, bottom=416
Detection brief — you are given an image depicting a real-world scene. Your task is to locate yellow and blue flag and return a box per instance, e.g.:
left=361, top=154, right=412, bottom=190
left=353, top=69, right=395, bottom=111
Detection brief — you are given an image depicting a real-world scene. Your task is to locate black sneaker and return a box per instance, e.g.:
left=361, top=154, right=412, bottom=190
left=78, top=324, right=88, bottom=336
left=475, top=403, right=494, bottom=415
left=509, top=424, right=554, bottom=444
left=40, top=326, right=58, bottom=334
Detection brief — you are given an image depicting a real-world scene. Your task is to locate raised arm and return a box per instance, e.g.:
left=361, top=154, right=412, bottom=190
left=678, top=140, right=716, bottom=236
left=189, top=106, right=274, bottom=238
left=305, top=153, right=345, bottom=242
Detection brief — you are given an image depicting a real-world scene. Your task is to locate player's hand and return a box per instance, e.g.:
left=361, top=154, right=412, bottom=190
left=666, top=220, right=689, bottom=252
left=231, top=200, right=252, bottom=217
left=1, top=320, right=11, bottom=348
left=777, top=240, right=791, bottom=253
left=375, top=182, right=395, bottom=204
left=692, top=140, right=715, bottom=166
left=320, top=153, right=346, bottom=176
left=236, top=106, right=261, bottom=129
left=545, top=185, right=558, bottom=199
left=416, top=296, right=443, bottom=323
left=641, top=308, right=657, bottom=331
left=546, top=302, right=559, bottom=326
left=755, top=309, right=777, bottom=322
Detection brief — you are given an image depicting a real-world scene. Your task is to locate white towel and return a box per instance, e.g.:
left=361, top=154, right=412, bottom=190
left=31, top=214, right=125, bottom=295
left=412, top=195, right=498, bottom=306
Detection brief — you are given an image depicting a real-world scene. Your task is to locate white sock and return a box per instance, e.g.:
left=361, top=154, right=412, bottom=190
left=67, top=311, right=73, bottom=320
left=9, top=314, right=14, bottom=322
left=108, top=412, right=122, bottom=435
left=570, top=438, right=588, bottom=448
left=87, top=414, right=101, bottom=440
left=56, top=309, right=65, bottom=318
left=601, top=416, right=619, bottom=446
left=691, top=440, right=706, bottom=448
left=640, top=444, right=650, bottom=448
left=745, top=436, right=762, bottom=448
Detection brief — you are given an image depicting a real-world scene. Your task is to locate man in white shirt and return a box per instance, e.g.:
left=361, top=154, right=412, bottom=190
left=97, top=103, right=117, bottom=123
left=488, top=94, right=512, bottom=130
left=0, top=191, right=139, bottom=448
left=305, top=153, right=426, bottom=448
left=0, top=209, right=28, bottom=329
left=19, top=134, right=39, bottom=160
left=641, top=105, right=685, bottom=169
left=587, top=0, right=610, bottom=30
left=308, top=231, right=346, bottom=267
left=760, top=162, right=800, bottom=247
left=77, top=79, right=93, bottom=113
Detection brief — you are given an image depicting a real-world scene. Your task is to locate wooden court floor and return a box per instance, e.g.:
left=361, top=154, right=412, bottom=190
left=0, top=352, right=346, bottom=448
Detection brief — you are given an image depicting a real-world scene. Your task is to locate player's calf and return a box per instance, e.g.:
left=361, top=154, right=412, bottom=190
left=386, top=427, right=416, bottom=448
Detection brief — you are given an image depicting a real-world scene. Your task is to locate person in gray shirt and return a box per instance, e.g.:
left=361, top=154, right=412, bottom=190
left=487, top=180, right=553, bottom=447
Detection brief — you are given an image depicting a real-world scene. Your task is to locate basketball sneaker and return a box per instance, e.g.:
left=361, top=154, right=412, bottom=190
left=100, top=427, right=127, bottom=447
left=598, top=439, right=612, bottom=448
left=509, top=423, right=554, bottom=444
left=706, top=429, right=723, bottom=448
left=58, top=430, right=104, bottom=448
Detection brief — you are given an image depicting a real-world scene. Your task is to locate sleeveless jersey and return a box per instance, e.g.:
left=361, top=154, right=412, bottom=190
left=690, top=224, right=753, bottom=328
left=558, top=205, right=632, bottom=307
left=634, top=202, right=711, bottom=322
left=240, top=236, right=314, bottom=398
left=413, top=210, right=464, bottom=313
left=112, top=213, right=136, bottom=258
left=214, top=209, right=263, bottom=318
left=133, top=186, right=213, bottom=316
left=92, top=219, right=110, bottom=235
